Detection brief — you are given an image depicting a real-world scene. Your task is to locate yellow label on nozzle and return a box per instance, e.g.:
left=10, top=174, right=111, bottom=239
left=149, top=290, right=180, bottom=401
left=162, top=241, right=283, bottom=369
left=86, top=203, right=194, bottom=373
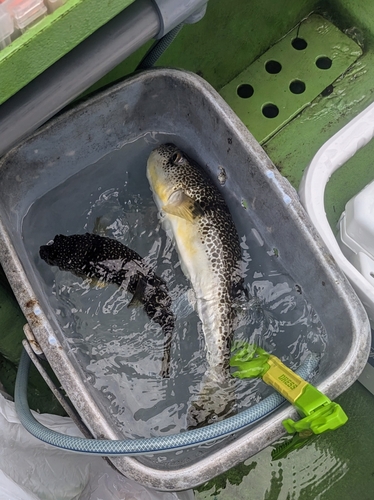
left=263, top=356, right=308, bottom=403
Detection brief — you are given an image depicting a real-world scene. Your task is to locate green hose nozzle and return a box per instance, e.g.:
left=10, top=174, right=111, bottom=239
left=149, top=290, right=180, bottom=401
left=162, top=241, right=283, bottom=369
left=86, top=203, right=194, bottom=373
left=230, top=342, right=348, bottom=459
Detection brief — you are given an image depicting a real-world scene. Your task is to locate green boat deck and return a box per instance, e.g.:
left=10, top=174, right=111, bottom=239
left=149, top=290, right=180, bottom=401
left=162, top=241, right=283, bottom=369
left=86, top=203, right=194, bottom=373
left=1, top=0, right=374, bottom=497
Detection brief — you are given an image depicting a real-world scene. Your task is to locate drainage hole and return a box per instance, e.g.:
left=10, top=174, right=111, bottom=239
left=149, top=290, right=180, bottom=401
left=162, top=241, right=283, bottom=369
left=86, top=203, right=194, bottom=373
left=292, top=37, right=308, bottom=50
left=265, top=60, right=282, bottom=74
left=289, top=79, right=306, bottom=94
left=321, top=84, right=334, bottom=97
left=237, top=84, right=254, bottom=98
left=262, top=103, right=279, bottom=118
left=370, top=272, right=374, bottom=278
left=316, top=56, right=332, bottom=69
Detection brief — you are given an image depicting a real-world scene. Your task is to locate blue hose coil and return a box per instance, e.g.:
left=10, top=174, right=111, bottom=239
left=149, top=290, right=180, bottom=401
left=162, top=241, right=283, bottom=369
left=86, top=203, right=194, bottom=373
left=15, top=348, right=319, bottom=456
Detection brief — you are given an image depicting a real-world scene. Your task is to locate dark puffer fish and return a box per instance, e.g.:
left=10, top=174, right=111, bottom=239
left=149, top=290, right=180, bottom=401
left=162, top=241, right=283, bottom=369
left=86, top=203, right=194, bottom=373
left=147, top=144, right=245, bottom=425
left=40, top=233, right=175, bottom=377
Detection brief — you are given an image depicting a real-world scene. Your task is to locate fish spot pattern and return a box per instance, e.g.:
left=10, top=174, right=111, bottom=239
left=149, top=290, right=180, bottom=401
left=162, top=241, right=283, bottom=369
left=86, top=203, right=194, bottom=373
left=151, top=144, right=245, bottom=372
left=39, top=233, right=175, bottom=376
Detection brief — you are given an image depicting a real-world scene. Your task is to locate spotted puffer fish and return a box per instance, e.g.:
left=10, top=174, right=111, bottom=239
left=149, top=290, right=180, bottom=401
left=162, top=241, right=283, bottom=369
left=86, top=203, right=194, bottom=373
left=147, top=143, right=245, bottom=425
left=39, top=233, right=175, bottom=377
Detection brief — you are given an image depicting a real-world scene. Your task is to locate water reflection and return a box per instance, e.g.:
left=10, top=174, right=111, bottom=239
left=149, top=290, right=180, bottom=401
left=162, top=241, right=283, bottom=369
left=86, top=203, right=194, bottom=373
left=195, top=382, right=374, bottom=500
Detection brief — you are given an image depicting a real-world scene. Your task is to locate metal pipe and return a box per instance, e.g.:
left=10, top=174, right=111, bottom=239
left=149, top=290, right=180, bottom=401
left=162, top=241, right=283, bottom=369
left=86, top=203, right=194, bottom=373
left=0, top=0, right=160, bottom=157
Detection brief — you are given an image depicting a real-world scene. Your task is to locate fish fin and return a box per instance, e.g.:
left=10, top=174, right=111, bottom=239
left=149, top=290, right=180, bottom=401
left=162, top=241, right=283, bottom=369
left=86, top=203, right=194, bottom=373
left=89, top=277, right=107, bottom=289
left=171, top=288, right=196, bottom=318
left=187, top=374, right=236, bottom=428
left=92, top=216, right=108, bottom=236
left=160, top=325, right=173, bottom=378
left=162, top=190, right=203, bottom=222
left=127, top=276, right=146, bottom=308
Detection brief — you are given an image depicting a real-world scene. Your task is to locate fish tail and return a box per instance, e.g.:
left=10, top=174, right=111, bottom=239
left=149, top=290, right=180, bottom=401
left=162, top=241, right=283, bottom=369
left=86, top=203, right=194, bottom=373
left=160, top=321, right=174, bottom=378
left=187, top=369, right=236, bottom=428
left=153, top=307, right=175, bottom=378
left=130, top=275, right=175, bottom=378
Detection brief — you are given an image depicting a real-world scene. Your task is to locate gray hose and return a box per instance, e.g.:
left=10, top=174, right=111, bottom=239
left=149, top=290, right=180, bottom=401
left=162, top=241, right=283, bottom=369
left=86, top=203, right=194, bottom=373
left=136, top=23, right=184, bottom=70
left=14, top=347, right=319, bottom=456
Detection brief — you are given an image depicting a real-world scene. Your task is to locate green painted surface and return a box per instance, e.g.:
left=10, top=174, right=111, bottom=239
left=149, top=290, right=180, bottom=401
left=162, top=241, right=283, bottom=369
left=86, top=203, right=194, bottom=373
left=0, top=267, right=65, bottom=415
left=320, top=0, right=374, bottom=235
left=263, top=53, right=374, bottom=188
left=0, top=0, right=374, bottom=496
left=194, top=382, right=374, bottom=500
left=82, top=0, right=320, bottom=96
left=0, top=273, right=25, bottom=364
left=219, top=14, right=361, bottom=144
left=0, top=355, right=66, bottom=415
left=0, top=0, right=134, bottom=104
left=83, top=1, right=374, bottom=497
left=263, top=4, right=374, bottom=191
left=191, top=0, right=374, bottom=497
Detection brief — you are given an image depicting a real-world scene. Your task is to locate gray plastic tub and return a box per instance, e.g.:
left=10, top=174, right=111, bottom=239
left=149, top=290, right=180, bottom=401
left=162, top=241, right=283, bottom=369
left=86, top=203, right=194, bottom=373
left=0, top=69, right=370, bottom=490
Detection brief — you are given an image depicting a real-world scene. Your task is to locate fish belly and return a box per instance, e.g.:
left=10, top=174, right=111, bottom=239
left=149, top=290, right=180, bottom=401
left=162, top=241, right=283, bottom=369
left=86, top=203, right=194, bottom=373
left=167, top=215, right=230, bottom=374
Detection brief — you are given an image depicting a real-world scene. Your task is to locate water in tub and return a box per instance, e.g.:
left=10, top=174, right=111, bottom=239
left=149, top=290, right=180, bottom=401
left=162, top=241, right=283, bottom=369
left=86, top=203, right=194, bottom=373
left=22, top=133, right=327, bottom=443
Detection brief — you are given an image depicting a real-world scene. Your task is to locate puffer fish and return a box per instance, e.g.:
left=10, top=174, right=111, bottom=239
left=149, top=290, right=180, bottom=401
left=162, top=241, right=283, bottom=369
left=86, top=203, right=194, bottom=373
left=39, top=233, right=175, bottom=377
left=147, top=143, right=245, bottom=425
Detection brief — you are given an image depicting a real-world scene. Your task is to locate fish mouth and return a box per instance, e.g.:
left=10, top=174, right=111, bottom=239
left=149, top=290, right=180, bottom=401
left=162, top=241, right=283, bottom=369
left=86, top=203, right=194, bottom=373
left=148, top=143, right=179, bottom=166
left=39, top=235, right=67, bottom=266
left=39, top=243, right=56, bottom=265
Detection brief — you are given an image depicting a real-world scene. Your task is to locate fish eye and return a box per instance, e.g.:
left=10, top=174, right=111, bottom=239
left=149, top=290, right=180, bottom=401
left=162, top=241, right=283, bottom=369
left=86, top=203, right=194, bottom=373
left=171, top=151, right=183, bottom=164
